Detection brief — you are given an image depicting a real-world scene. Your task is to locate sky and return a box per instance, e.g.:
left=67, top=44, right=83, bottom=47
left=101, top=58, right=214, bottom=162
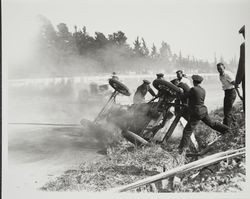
left=3, top=0, right=249, bottom=62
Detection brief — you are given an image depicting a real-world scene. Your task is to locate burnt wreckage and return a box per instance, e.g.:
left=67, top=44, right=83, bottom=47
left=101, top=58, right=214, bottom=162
left=81, top=78, right=198, bottom=149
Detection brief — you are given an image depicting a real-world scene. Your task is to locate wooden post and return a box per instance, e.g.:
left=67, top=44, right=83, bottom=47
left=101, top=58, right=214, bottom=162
left=122, top=130, right=149, bottom=146
left=161, top=113, right=182, bottom=143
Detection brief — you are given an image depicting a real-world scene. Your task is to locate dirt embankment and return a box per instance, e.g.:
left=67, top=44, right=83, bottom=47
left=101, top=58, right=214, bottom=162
left=42, top=103, right=245, bottom=192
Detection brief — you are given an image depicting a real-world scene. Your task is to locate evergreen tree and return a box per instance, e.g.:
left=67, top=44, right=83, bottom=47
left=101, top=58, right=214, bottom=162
left=151, top=43, right=158, bottom=58
left=94, top=32, right=109, bottom=48
left=75, top=26, right=89, bottom=55
left=37, top=15, right=58, bottom=49
left=159, top=41, right=172, bottom=59
left=36, top=15, right=58, bottom=65
left=133, top=37, right=143, bottom=56
left=57, top=23, right=71, bottom=40
left=141, top=38, right=149, bottom=57
left=177, top=50, right=183, bottom=66
left=55, top=23, right=78, bottom=65
left=108, top=31, right=128, bottom=46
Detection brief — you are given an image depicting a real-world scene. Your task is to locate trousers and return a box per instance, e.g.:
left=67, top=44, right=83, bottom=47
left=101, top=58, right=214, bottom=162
left=223, top=88, right=236, bottom=126
left=179, top=112, right=230, bottom=150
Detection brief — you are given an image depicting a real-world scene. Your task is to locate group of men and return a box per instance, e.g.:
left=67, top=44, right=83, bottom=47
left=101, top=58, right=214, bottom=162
left=132, top=25, right=245, bottom=154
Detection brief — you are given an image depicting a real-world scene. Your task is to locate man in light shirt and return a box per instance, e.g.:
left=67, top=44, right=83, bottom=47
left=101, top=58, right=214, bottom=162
left=171, top=70, right=192, bottom=88
left=133, top=80, right=156, bottom=104
left=217, top=62, right=236, bottom=126
left=170, top=70, right=192, bottom=114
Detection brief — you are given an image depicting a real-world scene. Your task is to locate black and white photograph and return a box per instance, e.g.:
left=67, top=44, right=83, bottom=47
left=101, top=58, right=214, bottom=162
left=1, top=0, right=249, bottom=198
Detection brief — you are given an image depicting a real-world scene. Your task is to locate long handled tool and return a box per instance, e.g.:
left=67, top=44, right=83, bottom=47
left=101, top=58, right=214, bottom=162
left=235, top=87, right=243, bottom=101
left=226, top=79, right=243, bottom=101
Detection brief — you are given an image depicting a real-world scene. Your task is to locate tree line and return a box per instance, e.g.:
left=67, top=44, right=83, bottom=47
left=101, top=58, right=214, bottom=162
left=15, top=15, right=238, bottom=78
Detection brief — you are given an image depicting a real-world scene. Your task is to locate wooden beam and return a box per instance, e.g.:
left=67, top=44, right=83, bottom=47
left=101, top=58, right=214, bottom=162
left=122, top=130, right=149, bottom=146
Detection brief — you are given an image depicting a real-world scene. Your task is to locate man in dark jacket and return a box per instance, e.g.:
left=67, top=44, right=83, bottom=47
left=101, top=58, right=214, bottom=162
left=178, top=75, right=230, bottom=154
left=133, top=80, right=156, bottom=104
left=235, top=25, right=245, bottom=112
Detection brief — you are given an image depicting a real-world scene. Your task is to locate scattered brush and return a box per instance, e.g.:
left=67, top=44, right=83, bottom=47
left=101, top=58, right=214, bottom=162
left=178, top=155, right=246, bottom=192
left=110, top=148, right=245, bottom=192
left=193, top=102, right=245, bottom=153
left=41, top=141, right=185, bottom=191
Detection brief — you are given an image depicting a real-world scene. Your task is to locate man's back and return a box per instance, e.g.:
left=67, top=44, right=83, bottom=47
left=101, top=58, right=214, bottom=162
left=188, top=85, right=206, bottom=108
left=135, top=84, right=147, bottom=95
left=133, top=84, right=148, bottom=104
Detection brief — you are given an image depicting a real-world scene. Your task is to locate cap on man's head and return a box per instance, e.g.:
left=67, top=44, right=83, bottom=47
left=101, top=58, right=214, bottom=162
left=156, top=73, right=164, bottom=78
left=192, top=75, right=203, bottom=83
left=176, top=70, right=183, bottom=74
left=143, top=80, right=151, bottom=84
left=239, top=25, right=245, bottom=34
left=112, top=72, right=117, bottom=75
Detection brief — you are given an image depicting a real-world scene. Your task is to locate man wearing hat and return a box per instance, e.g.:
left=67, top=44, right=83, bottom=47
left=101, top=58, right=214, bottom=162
left=217, top=62, right=236, bottom=126
left=154, top=73, right=165, bottom=99
left=170, top=70, right=192, bottom=114
left=111, top=72, right=119, bottom=80
left=178, top=75, right=230, bottom=154
left=156, top=73, right=164, bottom=80
left=171, top=70, right=192, bottom=88
left=133, top=80, right=156, bottom=104
left=235, top=25, right=245, bottom=112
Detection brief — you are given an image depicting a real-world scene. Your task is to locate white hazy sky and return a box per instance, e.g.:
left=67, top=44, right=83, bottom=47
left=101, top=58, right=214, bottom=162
left=3, top=0, right=249, bottom=62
